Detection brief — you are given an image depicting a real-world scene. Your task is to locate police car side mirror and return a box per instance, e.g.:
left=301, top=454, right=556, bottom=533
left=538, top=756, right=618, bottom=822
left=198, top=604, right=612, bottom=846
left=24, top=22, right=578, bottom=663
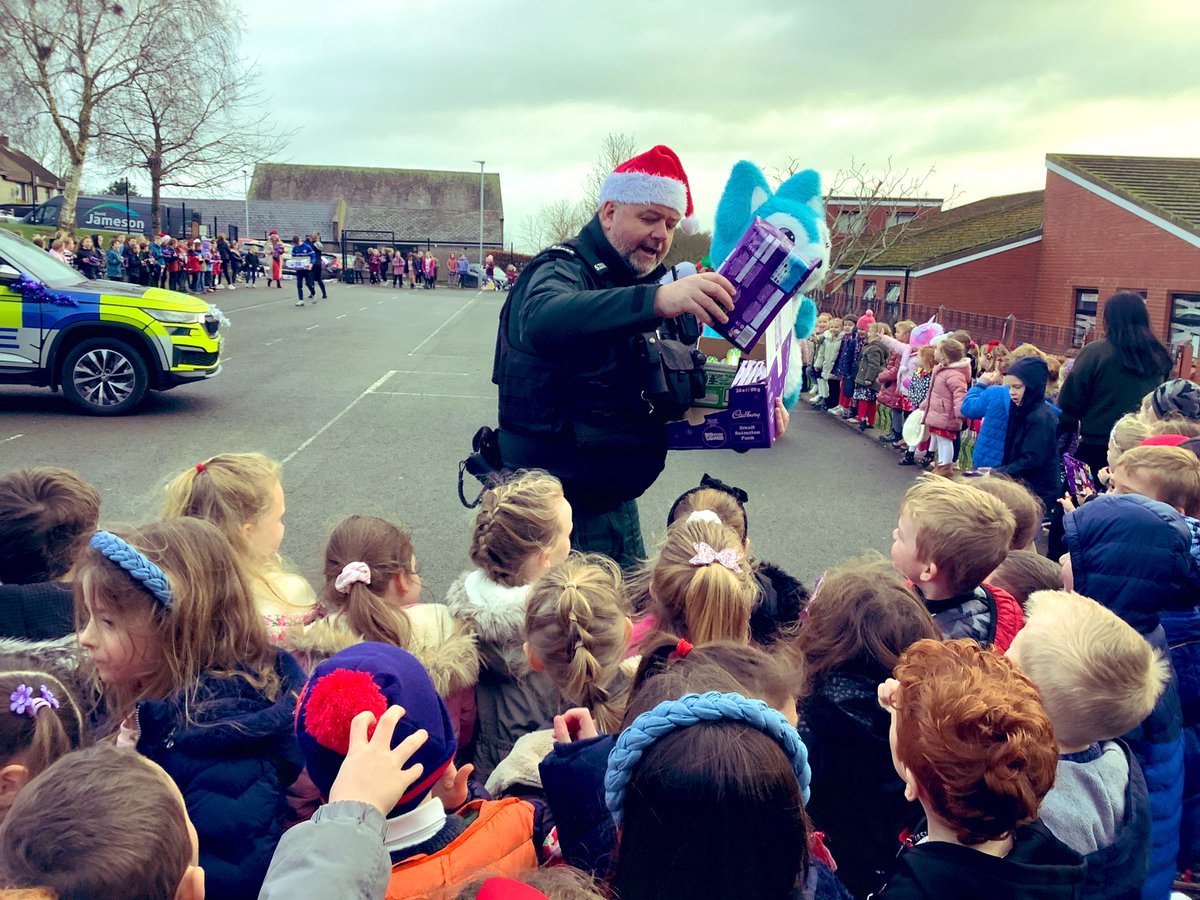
left=0, top=263, right=20, bottom=281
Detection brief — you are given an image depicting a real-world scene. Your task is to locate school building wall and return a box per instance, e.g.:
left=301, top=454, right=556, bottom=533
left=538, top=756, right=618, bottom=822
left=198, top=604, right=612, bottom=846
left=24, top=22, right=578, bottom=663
left=1033, top=169, right=1200, bottom=341
left=906, top=240, right=1041, bottom=322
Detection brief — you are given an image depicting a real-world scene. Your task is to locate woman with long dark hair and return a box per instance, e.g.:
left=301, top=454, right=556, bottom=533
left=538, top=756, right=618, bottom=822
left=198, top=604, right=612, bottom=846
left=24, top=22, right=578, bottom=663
left=1058, top=291, right=1173, bottom=474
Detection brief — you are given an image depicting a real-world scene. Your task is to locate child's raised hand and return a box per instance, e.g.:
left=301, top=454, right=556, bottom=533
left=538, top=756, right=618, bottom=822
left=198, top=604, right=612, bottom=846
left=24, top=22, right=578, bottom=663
left=432, top=762, right=474, bottom=812
left=1058, top=491, right=1076, bottom=514
left=553, top=708, right=599, bottom=744
left=877, top=678, right=901, bottom=712
left=328, top=706, right=429, bottom=816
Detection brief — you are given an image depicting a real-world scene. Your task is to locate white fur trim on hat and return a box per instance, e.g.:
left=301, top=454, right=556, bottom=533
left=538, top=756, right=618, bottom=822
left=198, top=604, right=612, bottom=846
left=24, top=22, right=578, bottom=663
left=599, top=171, right=689, bottom=220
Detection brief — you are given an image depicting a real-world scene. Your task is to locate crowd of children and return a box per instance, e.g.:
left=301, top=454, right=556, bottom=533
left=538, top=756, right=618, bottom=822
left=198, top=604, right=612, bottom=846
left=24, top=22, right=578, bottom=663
left=2, top=371, right=1200, bottom=897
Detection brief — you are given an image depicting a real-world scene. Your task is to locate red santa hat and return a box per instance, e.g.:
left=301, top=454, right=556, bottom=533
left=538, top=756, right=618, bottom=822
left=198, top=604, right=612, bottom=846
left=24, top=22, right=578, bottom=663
left=599, top=144, right=699, bottom=235
left=268, top=230, right=279, bottom=238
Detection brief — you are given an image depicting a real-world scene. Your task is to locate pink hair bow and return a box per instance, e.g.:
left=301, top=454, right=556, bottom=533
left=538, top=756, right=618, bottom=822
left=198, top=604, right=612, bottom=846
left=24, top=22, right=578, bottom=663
left=334, top=561, right=372, bottom=593
left=688, top=542, right=743, bottom=574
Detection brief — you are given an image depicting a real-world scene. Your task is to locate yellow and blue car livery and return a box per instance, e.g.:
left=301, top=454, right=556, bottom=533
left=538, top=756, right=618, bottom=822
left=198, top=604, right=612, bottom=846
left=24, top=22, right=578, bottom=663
left=0, top=228, right=222, bottom=414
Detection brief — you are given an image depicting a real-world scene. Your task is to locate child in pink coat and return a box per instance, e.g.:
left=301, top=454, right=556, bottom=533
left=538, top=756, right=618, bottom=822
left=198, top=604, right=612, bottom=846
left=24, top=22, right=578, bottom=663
left=919, top=337, right=971, bottom=476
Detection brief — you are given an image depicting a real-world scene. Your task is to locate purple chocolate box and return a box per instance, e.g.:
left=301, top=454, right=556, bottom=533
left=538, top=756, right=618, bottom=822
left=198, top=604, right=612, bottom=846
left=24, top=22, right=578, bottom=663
left=713, top=217, right=817, bottom=353
left=666, top=314, right=790, bottom=451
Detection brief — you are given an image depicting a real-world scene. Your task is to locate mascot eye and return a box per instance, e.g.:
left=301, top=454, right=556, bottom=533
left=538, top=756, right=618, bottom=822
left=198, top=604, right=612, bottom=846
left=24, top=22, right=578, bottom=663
left=780, top=228, right=796, bottom=242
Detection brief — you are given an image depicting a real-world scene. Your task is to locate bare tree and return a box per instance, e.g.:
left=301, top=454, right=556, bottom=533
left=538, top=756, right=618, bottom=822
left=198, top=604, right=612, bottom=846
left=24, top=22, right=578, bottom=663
left=0, top=0, right=192, bottom=232
left=581, top=131, right=639, bottom=212
left=777, top=156, right=957, bottom=292
left=539, top=198, right=588, bottom=245
left=101, top=19, right=294, bottom=235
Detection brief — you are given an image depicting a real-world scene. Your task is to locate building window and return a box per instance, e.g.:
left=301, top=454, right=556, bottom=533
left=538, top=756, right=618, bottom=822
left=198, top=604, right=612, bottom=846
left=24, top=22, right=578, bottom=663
left=859, top=281, right=877, bottom=317
left=1074, top=289, right=1098, bottom=348
left=886, top=210, right=917, bottom=228
left=835, top=210, right=864, bottom=236
left=884, top=281, right=901, bottom=320
left=1170, top=293, right=1200, bottom=349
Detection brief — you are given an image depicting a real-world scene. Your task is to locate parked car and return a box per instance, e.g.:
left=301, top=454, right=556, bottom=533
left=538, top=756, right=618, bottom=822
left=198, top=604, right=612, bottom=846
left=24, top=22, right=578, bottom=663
left=0, top=228, right=222, bottom=414
left=280, top=252, right=341, bottom=281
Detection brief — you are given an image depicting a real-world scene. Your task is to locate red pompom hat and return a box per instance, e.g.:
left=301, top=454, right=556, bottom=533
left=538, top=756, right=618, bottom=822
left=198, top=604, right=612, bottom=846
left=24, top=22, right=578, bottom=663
left=295, top=643, right=456, bottom=814
left=598, top=144, right=699, bottom=235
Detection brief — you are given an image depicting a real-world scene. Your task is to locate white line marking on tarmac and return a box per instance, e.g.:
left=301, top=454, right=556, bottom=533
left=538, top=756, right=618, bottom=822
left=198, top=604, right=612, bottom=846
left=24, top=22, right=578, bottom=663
left=223, top=298, right=284, bottom=312
left=371, top=391, right=493, bottom=400
left=1, top=433, right=24, bottom=444
left=408, top=295, right=480, bottom=356
left=359, top=307, right=367, bottom=311
left=388, top=370, right=471, bottom=376
left=306, top=324, right=320, bottom=331
left=264, top=338, right=282, bottom=346
left=281, top=370, right=397, bottom=466
left=336, top=314, right=346, bottom=319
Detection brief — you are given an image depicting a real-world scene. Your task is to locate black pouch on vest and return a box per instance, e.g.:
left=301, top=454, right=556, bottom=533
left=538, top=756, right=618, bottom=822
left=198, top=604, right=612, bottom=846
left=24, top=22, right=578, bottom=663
left=457, top=426, right=510, bottom=508
left=635, top=332, right=707, bottom=422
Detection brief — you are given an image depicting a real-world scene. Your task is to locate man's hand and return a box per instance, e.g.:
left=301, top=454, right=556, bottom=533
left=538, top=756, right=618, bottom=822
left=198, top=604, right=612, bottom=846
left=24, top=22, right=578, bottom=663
left=327, top=706, right=429, bottom=816
left=654, top=272, right=736, bottom=327
left=774, top=398, right=790, bottom=438
left=553, top=708, right=599, bottom=744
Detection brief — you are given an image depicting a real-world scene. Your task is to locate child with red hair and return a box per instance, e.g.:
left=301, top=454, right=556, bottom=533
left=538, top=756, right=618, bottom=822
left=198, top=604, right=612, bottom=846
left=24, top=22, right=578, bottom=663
left=875, top=638, right=1084, bottom=898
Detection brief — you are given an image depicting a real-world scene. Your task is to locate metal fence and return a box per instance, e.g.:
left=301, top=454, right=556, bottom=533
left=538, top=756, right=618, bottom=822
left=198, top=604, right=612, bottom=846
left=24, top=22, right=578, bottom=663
left=809, top=289, right=1083, bottom=355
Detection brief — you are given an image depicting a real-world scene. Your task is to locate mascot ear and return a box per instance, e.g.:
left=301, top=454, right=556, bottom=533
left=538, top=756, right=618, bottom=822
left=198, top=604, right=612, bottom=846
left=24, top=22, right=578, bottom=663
left=775, top=169, right=822, bottom=209
left=712, top=161, right=772, bottom=268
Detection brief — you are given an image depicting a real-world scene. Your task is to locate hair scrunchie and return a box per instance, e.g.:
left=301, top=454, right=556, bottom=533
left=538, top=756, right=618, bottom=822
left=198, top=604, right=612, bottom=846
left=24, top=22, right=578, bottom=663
left=335, top=561, right=372, bottom=594
left=90, top=531, right=173, bottom=609
left=604, top=691, right=810, bottom=824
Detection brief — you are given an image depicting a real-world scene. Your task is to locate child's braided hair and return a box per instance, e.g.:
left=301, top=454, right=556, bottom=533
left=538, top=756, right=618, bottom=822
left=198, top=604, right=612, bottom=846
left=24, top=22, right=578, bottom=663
left=469, top=470, right=564, bottom=587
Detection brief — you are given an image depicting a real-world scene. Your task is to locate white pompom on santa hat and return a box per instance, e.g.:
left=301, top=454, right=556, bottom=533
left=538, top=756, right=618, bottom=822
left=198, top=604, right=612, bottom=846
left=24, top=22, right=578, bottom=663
left=598, top=144, right=700, bottom=235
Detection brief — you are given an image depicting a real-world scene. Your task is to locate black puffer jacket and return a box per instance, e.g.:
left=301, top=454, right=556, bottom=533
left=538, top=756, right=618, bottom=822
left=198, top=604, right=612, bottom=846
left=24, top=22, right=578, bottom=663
left=751, top=560, right=809, bottom=645
left=135, top=650, right=305, bottom=900
left=494, top=216, right=668, bottom=513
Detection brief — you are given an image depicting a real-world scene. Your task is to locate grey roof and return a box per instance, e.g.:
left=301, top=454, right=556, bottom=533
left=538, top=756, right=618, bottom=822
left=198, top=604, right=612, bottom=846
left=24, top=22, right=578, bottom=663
left=344, top=205, right=503, bottom=244
left=159, top=196, right=336, bottom=240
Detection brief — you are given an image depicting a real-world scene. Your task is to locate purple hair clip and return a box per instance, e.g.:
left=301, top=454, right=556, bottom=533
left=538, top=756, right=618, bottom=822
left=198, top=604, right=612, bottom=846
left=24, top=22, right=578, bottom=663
left=9, top=684, right=60, bottom=718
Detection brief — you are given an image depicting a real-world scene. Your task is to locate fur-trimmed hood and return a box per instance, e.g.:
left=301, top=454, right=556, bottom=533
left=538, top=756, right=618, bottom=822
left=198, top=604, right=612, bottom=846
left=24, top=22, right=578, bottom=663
left=444, top=569, right=532, bottom=643
left=282, top=605, right=480, bottom=698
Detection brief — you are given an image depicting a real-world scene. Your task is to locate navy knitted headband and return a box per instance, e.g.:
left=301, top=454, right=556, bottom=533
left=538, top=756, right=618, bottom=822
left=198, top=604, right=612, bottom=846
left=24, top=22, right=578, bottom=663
left=604, top=691, right=811, bottom=825
left=90, top=531, right=173, bottom=608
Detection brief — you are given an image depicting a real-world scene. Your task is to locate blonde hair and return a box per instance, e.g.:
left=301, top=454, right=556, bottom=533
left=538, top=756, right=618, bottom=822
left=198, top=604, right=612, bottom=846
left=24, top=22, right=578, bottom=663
left=973, top=474, right=1045, bottom=550
left=162, top=452, right=280, bottom=582
left=75, top=518, right=280, bottom=728
left=1014, top=590, right=1169, bottom=746
left=525, top=553, right=629, bottom=733
left=827, top=318, right=844, bottom=331
left=667, top=488, right=748, bottom=543
left=901, top=476, right=1015, bottom=593
left=896, top=320, right=916, bottom=340
left=1153, top=416, right=1200, bottom=438
left=1115, top=445, right=1200, bottom=516
left=645, top=518, right=758, bottom=646
left=322, top=516, right=415, bottom=649
left=871, top=322, right=893, bottom=338
left=469, top=471, right=565, bottom=587
left=1007, top=343, right=1045, bottom=364
left=1110, top=413, right=1151, bottom=457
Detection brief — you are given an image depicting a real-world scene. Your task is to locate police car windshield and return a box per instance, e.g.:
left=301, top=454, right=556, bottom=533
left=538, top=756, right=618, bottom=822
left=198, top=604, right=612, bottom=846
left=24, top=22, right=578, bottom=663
left=0, top=230, right=89, bottom=286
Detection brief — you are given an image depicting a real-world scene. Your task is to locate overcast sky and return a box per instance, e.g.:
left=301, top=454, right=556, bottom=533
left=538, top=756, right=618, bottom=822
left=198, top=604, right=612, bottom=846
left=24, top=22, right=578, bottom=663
left=240, top=0, right=1200, bottom=250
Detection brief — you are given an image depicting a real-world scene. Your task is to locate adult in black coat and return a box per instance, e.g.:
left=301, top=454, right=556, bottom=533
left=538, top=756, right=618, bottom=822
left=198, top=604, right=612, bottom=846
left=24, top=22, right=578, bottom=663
left=994, top=356, right=1061, bottom=509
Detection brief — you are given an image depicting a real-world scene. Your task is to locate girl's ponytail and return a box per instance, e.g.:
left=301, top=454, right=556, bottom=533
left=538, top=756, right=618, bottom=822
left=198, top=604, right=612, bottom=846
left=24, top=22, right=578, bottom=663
left=323, top=516, right=417, bottom=649
left=647, top=519, right=758, bottom=647
left=526, top=554, right=629, bottom=734
left=0, top=671, right=85, bottom=780
left=340, top=577, right=412, bottom=649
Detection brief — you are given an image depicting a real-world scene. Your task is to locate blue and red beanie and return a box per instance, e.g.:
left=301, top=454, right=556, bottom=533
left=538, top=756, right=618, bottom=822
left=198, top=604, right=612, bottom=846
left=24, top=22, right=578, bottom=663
left=295, top=642, right=456, bottom=814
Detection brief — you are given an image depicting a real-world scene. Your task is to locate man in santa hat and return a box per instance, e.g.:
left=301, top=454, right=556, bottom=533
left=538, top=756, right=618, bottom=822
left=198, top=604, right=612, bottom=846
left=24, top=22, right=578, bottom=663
left=493, top=144, right=736, bottom=567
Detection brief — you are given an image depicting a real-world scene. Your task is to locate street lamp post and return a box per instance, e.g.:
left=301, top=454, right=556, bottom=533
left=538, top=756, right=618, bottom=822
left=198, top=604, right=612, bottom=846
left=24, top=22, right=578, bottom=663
left=473, top=160, right=484, bottom=275
left=242, top=169, right=250, bottom=240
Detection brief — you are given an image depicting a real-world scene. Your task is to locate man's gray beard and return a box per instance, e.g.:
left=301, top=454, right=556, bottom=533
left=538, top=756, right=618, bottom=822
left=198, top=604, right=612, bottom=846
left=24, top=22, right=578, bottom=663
left=621, top=251, right=658, bottom=277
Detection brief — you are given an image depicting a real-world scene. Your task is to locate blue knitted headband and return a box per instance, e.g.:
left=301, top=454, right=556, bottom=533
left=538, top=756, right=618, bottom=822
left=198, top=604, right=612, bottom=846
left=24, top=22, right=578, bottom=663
left=89, top=531, right=173, bottom=609
left=604, top=691, right=811, bottom=824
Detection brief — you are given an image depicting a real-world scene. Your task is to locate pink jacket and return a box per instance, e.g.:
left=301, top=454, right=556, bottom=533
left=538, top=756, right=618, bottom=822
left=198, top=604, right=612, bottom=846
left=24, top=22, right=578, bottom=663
left=920, top=358, right=970, bottom=433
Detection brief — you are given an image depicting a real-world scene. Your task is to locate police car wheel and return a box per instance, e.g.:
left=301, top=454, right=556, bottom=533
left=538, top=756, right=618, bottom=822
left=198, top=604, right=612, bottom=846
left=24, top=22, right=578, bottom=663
left=60, top=337, right=150, bottom=415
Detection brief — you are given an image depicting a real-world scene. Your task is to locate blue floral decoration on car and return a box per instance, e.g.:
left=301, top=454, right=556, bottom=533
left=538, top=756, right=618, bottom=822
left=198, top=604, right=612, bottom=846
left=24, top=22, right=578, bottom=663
left=13, top=274, right=78, bottom=308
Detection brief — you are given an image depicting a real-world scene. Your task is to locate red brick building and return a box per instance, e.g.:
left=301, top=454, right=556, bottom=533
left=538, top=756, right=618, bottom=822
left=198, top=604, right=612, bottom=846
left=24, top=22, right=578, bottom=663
left=834, top=154, right=1200, bottom=351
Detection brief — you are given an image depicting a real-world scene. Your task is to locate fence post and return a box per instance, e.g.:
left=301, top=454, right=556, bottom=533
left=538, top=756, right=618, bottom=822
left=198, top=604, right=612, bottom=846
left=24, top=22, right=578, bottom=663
left=1003, top=314, right=1015, bottom=346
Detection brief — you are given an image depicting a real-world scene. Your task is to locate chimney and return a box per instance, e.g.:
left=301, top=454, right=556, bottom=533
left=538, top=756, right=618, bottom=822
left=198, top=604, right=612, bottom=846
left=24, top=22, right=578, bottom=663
left=0, top=135, right=9, bottom=149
